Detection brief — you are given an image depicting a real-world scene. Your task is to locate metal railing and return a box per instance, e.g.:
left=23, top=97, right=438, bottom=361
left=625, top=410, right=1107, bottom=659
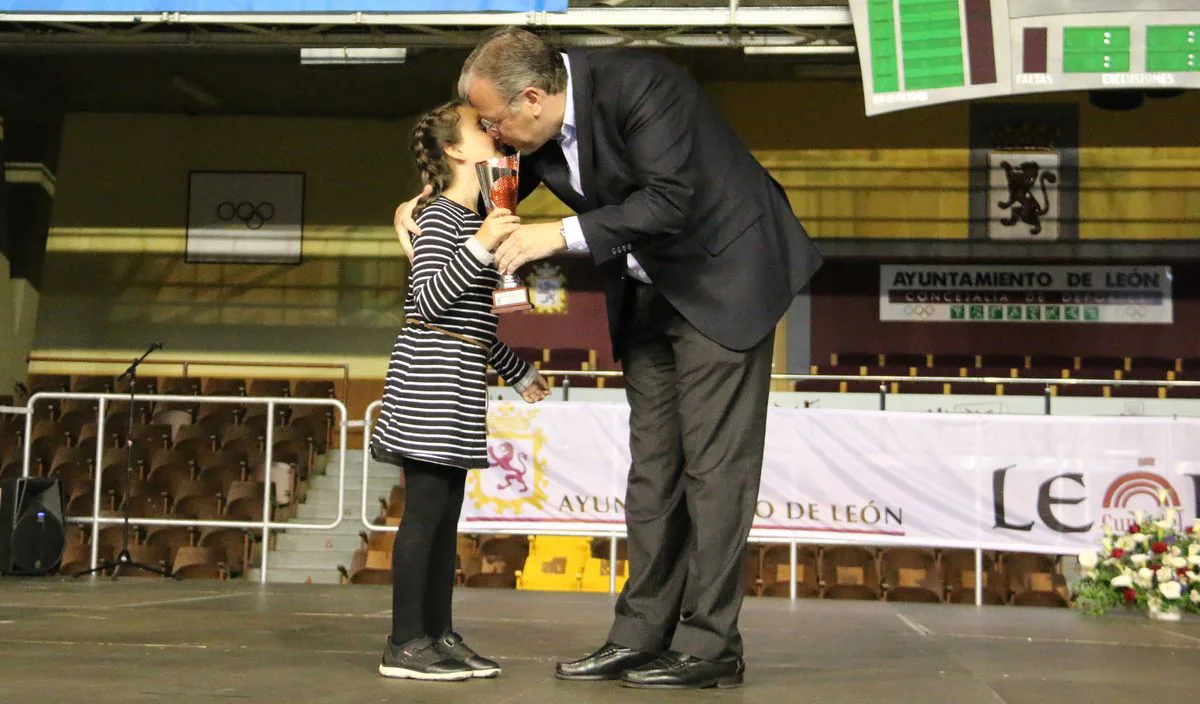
left=26, top=354, right=349, bottom=402
left=20, top=391, right=348, bottom=584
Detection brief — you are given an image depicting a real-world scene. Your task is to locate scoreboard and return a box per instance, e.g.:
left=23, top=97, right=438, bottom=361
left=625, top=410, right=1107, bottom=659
left=849, top=0, right=1200, bottom=116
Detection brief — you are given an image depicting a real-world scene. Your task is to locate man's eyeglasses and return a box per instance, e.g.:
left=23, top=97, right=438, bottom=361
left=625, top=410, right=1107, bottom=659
left=478, top=95, right=521, bottom=132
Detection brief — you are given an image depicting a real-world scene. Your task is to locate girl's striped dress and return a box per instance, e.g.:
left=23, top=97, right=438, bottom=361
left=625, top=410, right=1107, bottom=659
left=370, top=196, right=532, bottom=470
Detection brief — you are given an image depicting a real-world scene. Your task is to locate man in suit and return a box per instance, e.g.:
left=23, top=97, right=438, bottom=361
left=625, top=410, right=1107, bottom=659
left=395, top=28, right=822, bottom=689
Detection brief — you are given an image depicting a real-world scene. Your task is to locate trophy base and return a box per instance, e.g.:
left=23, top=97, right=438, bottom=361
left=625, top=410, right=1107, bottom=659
left=492, top=286, right=533, bottom=314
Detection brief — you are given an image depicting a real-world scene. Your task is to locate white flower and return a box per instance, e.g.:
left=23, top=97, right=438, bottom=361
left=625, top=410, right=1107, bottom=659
left=1133, top=510, right=1146, bottom=523
left=1157, top=566, right=1176, bottom=583
left=1131, top=554, right=1151, bottom=566
left=1155, top=518, right=1176, bottom=531
left=1193, top=519, right=1200, bottom=534
left=1170, top=556, right=1188, bottom=569
left=1159, top=581, right=1182, bottom=600
left=1079, top=550, right=1099, bottom=569
left=1137, top=568, right=1155, bottom=588
left=1102, top=537, right=1114, bottom=553
left=1193, top=589, right=1200, bottom=605
left=1148, top=596, right=1162, bottom=611
left=1189, top=555, right=1200, bottom=568
left=1111, top=574, right=1134, bottom=588
left=1189, top=543, right=1200, bottom=558
left=1104, top=524, right=1114, bottom=537
left=1118, top=536, right=1137, bottom=551
left=1190, top=572, right=1200, bottom=585
left=1132, top=533, right=1149, bottom=545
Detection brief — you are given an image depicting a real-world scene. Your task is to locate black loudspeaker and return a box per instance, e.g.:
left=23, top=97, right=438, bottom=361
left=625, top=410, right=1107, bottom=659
left=0, top=477, right=67, bottom=576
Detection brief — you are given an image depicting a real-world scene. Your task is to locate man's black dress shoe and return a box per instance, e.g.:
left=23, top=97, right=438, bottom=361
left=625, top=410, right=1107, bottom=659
left=621, top=650, right=745, bottom=689
left=554, top=643, right=659, bottom=681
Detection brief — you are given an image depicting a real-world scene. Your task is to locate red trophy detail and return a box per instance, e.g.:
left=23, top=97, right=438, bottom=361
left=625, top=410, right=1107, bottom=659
left=476, top=154, right=533, bottom=313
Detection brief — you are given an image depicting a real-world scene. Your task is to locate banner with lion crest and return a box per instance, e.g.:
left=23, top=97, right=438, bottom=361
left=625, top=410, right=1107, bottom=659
left=464, top=402, right=1200, bottom=554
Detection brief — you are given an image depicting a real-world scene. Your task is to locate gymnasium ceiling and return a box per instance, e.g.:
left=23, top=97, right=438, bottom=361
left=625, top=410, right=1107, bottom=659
left=0, top=1, right=859, bottom=119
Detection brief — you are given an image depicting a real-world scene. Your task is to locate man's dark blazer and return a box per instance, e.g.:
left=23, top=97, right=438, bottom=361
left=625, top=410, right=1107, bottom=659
left=518, top=48, right=823, bottom=356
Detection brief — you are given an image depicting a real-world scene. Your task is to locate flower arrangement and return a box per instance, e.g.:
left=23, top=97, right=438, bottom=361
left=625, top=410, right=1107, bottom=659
left=1072, top=497, right=1200, bottom=620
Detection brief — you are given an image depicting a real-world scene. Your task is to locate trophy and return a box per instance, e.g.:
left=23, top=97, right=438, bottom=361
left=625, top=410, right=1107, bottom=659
left=476, top=154, right=533, bottom=314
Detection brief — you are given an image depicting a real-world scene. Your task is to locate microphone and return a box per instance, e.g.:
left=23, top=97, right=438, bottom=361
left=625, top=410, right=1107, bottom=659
left=118, top=341, right=164, bottom=381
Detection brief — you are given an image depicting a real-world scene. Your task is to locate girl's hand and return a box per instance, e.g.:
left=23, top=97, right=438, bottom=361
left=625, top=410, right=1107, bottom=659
left=520, top=373, right=550, bottom=404
left=473, top=208, right=520, bottom=252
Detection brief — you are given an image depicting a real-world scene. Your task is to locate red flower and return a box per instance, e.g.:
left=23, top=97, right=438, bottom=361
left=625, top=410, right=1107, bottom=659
left=1178, top=568, right=1189, bottom=577
left=1188, top=526, right=1195, bottom=534
left=1123, top=588, right=1137, bottom=604
left=1111, top=548, right=1125, bottom=558
left=1150, top=562, right=1162, bottom=571
left=1152, top=541, right=1169, bottom=554
left=1129, top=525, right=1141, bottom=533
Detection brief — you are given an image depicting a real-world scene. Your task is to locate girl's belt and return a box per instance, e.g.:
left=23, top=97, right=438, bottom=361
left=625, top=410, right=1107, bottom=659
left=405, top=319, right=490, bottom=352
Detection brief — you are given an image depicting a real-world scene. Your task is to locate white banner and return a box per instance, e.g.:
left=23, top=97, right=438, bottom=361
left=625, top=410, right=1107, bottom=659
left=879, top=264, right=1173, bottom=324
left=466, top=403, right=1200, bottom=554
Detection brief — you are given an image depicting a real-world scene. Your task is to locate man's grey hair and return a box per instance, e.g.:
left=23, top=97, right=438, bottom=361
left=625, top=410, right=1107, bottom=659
left=458, top=27, right=568, bottom=105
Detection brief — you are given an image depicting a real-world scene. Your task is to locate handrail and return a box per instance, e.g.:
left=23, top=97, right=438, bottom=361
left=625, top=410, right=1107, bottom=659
left=25, top=354, right=349, bottom=402
left=22, top=391, right=349, bottom=584
left=532, top=368, right=1200, bottom=389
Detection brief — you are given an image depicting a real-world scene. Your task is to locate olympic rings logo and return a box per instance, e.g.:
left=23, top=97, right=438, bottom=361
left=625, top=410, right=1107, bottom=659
left=904, top=304, right=934, bottom=319
left=217, top=201, right=276, bottom=230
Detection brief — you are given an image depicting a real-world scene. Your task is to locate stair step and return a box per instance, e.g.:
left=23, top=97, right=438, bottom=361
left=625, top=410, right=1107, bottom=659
left=274, top=532, right=365, bottom=552
left=307, top=480, right=396, bottom=498
left=246, top=567, right=344, bottom=585
left=294, top=504, right=365, bottom=522
left=270, top=549, right=359, bottom=570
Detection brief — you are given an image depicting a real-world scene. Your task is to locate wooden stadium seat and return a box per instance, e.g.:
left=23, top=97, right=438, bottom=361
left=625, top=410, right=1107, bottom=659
left=170, top=480, right=223, bottom=520
left=145, top=525, right=198, bottom=564
left=1002, top=553, right=1069, bottom=607
left=172, top=546, right=228, bottom=580
left=199, top=527, right=256, bottom=575
left=941, top=550, right=1005, bottom=604
left=830, top=352, right=880, bottom=368
left=880, top=548, right=942, bottom=603
left=930, top=353, right=974, bottom=372
left=224, top=480, right=272, bottom=522
left=821, top=546, right=880, bottom=600
left=59, top=541, right=108, bottom=577
left=125, top=544, right=172, bottom=578
left=172, top=425, right=215, bottom=464
left=883, top=353, right=928, bottom=369
left=146, top=448, right=199, bottom=496
left=49, top=445, right=93, bottom=487
left=761, top=544, right=820, bottom=598
left=344, top=549, right=392, bottom=585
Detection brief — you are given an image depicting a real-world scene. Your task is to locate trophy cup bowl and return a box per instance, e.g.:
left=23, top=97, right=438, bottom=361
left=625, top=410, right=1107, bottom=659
left=476, top=154, right=533, bottom=314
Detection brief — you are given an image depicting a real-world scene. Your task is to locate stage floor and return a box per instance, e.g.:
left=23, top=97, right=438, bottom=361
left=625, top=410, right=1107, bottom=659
left=1, top=579, right=1198, bottom=703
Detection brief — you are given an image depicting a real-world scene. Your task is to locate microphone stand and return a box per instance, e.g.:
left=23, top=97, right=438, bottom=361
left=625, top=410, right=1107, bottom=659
left=77, top=341, right=178, bottom=580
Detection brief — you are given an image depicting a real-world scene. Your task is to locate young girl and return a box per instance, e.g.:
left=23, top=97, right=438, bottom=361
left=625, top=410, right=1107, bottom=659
left=371, top=100, right=550, bottom=682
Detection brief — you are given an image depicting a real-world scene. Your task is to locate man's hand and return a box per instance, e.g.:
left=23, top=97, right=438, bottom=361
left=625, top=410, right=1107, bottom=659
left=393, top=184, right=432, bottom=261
left=494, top=221, right=568, bottom=275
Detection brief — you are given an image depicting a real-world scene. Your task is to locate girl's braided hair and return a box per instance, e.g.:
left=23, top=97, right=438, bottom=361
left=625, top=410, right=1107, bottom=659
left=409, top=100, right=465, bottom=217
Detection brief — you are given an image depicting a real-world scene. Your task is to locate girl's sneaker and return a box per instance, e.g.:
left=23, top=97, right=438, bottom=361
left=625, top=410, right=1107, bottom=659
left=379, top=635, right=474, bottom=681
left=435, top=631, right=502, bottom=678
